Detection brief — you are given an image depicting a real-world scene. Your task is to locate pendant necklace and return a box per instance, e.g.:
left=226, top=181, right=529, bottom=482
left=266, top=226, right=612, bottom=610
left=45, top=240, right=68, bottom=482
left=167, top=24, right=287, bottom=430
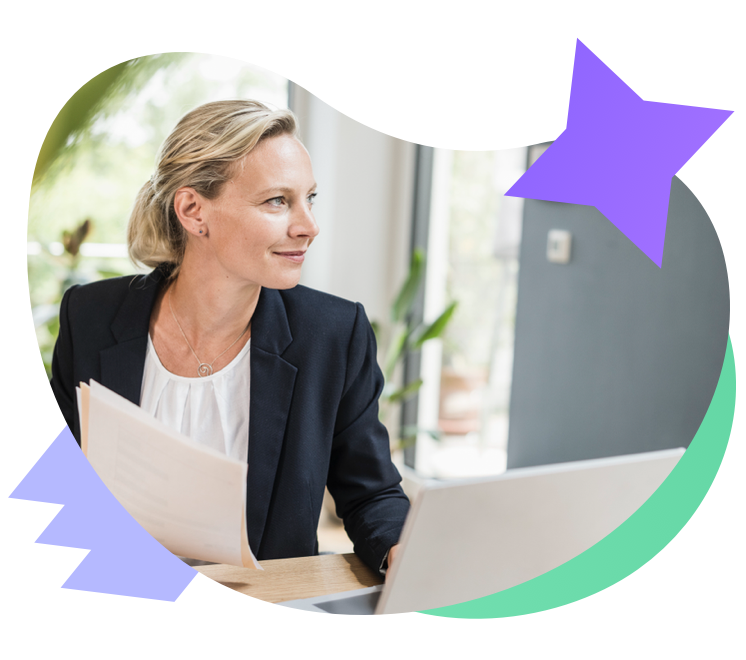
left=168, top=286, right=250, bottom=377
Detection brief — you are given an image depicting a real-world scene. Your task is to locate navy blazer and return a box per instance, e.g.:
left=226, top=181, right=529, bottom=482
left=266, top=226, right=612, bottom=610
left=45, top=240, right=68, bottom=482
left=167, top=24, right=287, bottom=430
left=50, top=265, right=410, bottom=572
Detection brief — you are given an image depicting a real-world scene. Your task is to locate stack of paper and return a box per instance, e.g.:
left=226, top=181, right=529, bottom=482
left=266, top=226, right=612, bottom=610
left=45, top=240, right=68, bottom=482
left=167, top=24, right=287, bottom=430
left=77, top=380, right=260, bottom=569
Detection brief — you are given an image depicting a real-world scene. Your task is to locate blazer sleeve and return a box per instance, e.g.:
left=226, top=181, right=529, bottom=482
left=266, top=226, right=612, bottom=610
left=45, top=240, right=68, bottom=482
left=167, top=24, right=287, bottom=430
left=50, top=284, right=79, bottom=441
left=326, top=303, right=411, bottom=573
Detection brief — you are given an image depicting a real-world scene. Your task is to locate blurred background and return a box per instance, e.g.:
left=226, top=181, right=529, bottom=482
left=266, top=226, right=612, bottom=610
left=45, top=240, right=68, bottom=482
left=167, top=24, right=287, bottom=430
left=29, top=54, right=289, bottom=370
left=28, top=53, right=729, bottom=554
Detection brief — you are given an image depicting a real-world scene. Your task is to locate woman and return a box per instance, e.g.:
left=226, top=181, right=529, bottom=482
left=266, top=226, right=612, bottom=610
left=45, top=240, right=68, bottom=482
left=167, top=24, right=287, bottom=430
left=50, top=99, right=409, bottom=574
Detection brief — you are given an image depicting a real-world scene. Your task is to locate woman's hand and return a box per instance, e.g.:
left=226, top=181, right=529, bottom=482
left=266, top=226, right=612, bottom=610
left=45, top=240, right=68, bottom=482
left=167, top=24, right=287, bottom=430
left=384, top=544, right=401, bottom=582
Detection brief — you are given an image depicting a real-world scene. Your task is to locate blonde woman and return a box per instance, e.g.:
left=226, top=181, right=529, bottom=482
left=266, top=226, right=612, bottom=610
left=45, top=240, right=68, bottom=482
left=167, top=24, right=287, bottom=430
left=50, top=100, right=408, bottom=574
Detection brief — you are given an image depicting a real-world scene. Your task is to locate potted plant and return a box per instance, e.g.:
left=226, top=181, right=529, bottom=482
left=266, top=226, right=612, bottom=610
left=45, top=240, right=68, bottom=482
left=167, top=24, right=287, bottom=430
left=373, top=248, right=457, bottom=451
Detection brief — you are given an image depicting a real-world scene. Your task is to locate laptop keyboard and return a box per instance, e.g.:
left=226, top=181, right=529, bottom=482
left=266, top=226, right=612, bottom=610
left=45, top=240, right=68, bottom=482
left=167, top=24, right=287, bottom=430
left=313, top=589, right=382, bottom=615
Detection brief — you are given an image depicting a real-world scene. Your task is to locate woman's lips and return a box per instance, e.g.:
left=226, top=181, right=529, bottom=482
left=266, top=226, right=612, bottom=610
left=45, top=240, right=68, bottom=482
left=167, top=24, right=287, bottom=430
left=274, top=250, right=306, bottom=264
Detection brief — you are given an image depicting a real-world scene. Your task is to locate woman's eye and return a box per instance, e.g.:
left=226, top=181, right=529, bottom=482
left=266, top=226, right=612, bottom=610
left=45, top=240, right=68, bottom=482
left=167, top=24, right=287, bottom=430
left=265, top=193, right=315, bottom=207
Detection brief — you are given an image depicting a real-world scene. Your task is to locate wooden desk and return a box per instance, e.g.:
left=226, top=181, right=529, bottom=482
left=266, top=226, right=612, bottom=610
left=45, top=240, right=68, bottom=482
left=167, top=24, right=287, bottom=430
left=195, top=553, right=383, bottom=603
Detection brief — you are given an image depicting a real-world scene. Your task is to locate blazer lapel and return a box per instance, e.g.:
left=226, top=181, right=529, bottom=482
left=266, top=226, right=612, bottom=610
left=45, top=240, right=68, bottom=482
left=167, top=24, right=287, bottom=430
left=100, top=338, right=149, bottom=404
left=246, top=288, right=297, bottom=556
left=100, top=268, right=167, bottom=404
left=96, top=269, right=295, bottom=557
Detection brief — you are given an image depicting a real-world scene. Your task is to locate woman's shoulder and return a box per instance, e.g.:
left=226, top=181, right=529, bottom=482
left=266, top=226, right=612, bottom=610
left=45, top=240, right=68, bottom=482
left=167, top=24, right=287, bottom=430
left=277, top=285, right=367, bottom=336
left=279, top=284, right=359, bottom=315
left=63, top=273, right=150, bottom=306
left=61, top=271, right=162, bottom=327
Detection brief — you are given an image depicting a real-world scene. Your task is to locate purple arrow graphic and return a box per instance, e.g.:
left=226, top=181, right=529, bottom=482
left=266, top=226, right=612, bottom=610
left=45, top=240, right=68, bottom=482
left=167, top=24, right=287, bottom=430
left=10, top=427, right=196, bottom=601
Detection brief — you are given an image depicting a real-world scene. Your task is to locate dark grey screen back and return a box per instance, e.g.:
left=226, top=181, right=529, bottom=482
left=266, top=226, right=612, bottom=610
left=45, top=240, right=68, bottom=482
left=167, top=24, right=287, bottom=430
left=507, top=177, right=729, bottom=469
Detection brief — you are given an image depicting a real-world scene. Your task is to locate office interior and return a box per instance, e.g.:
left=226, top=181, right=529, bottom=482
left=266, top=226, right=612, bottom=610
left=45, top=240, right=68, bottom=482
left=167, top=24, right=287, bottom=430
left=289, top=85, right=729, bottom=554
left=28, top=53, right=730, bottom=558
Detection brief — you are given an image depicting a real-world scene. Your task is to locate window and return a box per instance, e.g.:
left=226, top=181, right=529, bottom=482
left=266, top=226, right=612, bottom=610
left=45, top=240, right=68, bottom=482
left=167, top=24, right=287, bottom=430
left=412, top=146, right=528, bottom=479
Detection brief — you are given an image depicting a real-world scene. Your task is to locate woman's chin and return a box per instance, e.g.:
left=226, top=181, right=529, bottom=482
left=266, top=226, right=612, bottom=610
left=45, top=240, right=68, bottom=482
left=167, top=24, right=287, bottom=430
left=261, top=272, right=303, bottom=290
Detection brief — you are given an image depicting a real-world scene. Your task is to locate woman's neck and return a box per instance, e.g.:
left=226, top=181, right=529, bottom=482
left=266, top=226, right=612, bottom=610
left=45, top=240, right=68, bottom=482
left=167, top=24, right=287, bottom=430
left=166, top=252, right=261, bottom=350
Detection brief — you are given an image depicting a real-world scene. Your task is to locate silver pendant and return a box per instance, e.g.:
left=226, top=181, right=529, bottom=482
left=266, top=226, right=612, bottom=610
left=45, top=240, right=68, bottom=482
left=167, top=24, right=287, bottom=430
left=198, top=363, right=213, bottom=377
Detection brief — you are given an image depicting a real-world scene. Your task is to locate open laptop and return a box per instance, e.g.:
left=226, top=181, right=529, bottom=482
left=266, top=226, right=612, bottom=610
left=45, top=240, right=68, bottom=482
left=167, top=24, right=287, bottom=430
left=280, top=447, right=684, bottom=615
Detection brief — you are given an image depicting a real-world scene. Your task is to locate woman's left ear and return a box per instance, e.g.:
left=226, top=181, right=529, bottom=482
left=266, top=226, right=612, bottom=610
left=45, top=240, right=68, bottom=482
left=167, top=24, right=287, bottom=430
left=173, top=187, right=208, bottom=237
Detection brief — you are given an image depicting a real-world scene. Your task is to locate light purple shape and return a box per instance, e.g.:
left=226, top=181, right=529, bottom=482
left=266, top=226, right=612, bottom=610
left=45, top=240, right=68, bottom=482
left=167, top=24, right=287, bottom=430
left=10, top=427, right=197, bottom=601
left=507, top=39, right=732, bottom=267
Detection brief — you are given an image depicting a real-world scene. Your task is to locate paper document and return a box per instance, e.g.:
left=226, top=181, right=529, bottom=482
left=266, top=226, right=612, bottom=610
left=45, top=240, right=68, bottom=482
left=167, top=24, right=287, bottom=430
left=77, top=380, right=260, bottom=569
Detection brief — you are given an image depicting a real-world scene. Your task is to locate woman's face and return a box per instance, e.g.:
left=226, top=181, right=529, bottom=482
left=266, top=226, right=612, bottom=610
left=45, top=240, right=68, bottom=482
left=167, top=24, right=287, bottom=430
left=196, top=133, right=319, bottom=290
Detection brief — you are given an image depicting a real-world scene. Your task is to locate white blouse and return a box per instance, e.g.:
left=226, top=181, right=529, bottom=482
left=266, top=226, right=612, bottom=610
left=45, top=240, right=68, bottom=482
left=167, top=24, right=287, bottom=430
left=140, top=335, right=251, bottom=464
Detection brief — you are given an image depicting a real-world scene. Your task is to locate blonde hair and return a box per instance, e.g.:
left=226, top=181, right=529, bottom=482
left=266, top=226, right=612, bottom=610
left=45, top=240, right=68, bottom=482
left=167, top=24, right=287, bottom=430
left=127, top=100, right=298, bottom=276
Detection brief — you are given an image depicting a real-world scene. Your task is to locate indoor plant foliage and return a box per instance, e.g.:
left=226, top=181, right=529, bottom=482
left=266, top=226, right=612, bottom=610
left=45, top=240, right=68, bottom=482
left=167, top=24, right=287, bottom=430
left=373, top=248, right=457, bottom=450
left=30, top=218, right=132, bottom=378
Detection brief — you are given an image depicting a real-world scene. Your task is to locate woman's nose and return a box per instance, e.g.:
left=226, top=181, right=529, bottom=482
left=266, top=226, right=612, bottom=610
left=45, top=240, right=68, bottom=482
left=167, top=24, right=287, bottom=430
left=290, top=202, right=320, bottom=239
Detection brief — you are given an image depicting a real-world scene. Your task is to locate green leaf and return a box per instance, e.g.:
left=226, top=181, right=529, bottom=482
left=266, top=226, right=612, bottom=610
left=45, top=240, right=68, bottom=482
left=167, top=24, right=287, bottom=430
left=383, top=325, right=410, bottom=380
left=387, top=378, right=423, bottom=403
left=411, top=301, right=458, bottom=349
left=96, top=269, right=128, bottom=280
left=370, top=320, right=381, bottom=344
left=400, top=424, right=442, bottom=441
left=391, top=249, right=425, bottom=323
left=394, top=433, right=418, bottom=451
left=381, top=382, right=398, bottom=399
